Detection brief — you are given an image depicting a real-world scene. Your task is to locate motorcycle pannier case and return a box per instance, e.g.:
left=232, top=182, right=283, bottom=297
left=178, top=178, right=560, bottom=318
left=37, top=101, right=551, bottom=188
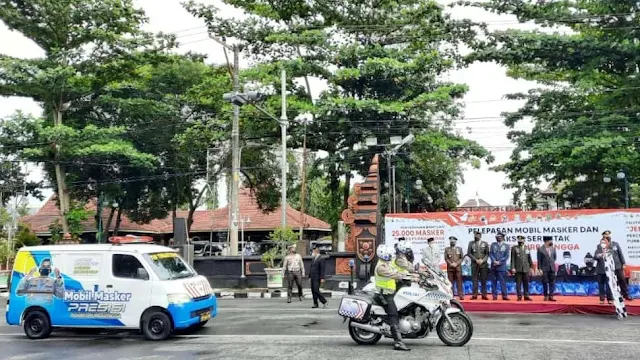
left=337, top=295, right=372, bottom=322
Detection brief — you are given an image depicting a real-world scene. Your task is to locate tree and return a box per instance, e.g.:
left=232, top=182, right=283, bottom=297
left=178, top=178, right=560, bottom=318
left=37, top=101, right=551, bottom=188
left=466, top=0, right=640, bottom=208
left=0, top=0, right=165, bottom=233
left=185, top=0, right=492, bottom=215
left=0, top=160, right=42, bottom=207
left=13, top=223, right=41, bottom=250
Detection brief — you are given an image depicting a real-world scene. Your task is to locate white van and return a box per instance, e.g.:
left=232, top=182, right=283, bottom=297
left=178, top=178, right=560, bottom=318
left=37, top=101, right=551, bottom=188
left=5, top=239, right=217, bottom=340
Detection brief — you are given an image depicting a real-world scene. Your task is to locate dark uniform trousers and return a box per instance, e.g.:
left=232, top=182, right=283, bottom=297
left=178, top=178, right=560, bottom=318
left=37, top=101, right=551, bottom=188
left=447, top=268, right=464, bottom=296
left=471, top=264, right=488, bottom=296
left=597, top=269, right=628, bottom=301
left=515, top=272, right=530, bottom=297
left=541, top=271, right=556, bottom=297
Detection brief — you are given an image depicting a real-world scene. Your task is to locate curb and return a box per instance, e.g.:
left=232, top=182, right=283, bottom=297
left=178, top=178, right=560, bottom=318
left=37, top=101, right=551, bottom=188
left=213, top=290, right=346, bottom=299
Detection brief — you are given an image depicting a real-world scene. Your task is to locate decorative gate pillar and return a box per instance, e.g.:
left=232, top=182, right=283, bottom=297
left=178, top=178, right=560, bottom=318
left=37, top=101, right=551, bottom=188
left=338, top=155, right=380, bottom=276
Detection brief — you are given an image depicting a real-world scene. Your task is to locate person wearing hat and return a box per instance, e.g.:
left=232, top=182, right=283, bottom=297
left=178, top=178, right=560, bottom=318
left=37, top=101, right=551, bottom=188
left=282, top=244, right=305, bottom=303
left=444, top=236, right=464, bottom=300
left=579, top=253, right=597, bottom=276
left=467, top=230, right=490, bottom=300
left=421, top=237, right=441, bottom=271
left=536, top=236, right=557, bottom=301
left=556, top=251, right=580, bottom=280
left=595, top=230, right=631, bottom=302
left=490, top=232, right=510, bottom=300
left=512, top=235, right=534, bottom=301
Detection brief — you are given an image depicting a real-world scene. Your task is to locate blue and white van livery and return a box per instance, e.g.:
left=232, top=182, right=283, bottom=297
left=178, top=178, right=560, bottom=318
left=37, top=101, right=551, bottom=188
left=5, top=241, right=217, bottom=340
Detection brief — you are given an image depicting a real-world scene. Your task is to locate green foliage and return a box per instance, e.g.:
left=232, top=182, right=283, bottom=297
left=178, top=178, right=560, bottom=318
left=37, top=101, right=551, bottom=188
left=13, top=223, right=41, bottom=249
left=48, top=220, right=63, bottom=244
left=186, top=0, right=492, bottom=213
left=0, top=0, right=171, bottom=232
left=464, top=0, right=640, bottom=208
left=0, top=242, right=11, bottom=266
left=261, top=227, right=299, bottom=268
left=67, top=202, right=90, bottom=240
left=0, top=161, right=42, bottom=207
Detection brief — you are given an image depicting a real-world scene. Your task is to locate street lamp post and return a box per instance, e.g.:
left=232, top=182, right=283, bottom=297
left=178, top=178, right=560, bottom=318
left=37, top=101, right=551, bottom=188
left=365, top=134, right=415, bottom=214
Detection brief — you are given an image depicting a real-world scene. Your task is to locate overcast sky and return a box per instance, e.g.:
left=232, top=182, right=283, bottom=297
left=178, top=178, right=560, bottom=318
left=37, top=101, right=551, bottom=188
left=0, top=0, right=547, bottom=209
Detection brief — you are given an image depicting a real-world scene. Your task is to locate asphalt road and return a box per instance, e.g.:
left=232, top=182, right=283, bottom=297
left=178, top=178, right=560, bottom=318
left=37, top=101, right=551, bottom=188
left=0, top=298, right=639, bottom=360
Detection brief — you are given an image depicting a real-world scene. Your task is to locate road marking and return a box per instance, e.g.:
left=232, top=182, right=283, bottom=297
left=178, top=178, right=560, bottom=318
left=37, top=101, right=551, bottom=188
left=0, top=333, right=638, bottom=346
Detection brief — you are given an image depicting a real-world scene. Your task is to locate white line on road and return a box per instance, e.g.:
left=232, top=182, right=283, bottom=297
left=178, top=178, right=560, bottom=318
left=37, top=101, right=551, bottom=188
left=0, top=333, right=638, bottom=346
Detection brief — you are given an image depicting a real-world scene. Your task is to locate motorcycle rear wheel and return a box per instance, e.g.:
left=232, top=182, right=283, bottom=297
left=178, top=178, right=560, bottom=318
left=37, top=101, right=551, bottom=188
left=348, top=320, right=383, bottom=345
left=436, top=312, right=473, bottom=347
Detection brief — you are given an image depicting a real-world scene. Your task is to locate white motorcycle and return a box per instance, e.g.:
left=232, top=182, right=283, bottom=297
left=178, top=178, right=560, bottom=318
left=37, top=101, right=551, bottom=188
left=339, top=270, right=473, bottom=347
left=359, top=261, right=465, bottom=312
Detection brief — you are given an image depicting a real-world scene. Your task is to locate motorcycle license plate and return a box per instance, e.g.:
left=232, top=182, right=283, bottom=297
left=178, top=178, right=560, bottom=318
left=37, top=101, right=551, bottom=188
left=199, top=311, right=211, bottom=322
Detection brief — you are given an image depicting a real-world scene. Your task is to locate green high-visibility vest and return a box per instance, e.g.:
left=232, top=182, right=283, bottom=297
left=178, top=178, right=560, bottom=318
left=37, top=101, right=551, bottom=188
left=375, top=261, right=396, bottom=292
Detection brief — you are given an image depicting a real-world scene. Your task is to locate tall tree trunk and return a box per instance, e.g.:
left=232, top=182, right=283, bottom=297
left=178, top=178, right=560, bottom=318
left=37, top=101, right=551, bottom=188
left=104, top=207, right=115, bottom=238
left=113, top=207, right=123, bottom=236
left=187, top=186, right=208, bottom=233
left=53, top=108, right=70, bottom=234
left=343, top=172, right=352, bottom=208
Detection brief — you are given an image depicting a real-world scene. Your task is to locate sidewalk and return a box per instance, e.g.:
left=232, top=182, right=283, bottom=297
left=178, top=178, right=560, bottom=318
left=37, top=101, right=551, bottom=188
left=213, top=288, right=346, bottom=299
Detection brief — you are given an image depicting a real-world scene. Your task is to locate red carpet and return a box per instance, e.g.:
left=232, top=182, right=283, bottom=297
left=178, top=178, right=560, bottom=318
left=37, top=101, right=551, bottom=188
left=460, top=296, right=640, bottom=315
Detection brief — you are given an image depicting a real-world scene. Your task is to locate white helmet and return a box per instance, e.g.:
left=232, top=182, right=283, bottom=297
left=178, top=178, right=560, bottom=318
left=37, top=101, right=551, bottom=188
left=377, top=244, right=393, bottom=261
left=396, top=240, right=410, bottom=255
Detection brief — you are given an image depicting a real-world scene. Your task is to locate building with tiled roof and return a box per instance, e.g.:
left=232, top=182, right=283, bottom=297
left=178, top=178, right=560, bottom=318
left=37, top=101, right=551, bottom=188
left=21, top=188, right=331, bottom=242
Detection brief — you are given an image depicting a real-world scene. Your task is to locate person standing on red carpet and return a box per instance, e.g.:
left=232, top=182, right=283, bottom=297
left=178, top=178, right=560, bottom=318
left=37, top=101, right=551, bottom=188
left=511, top=235, right=533, bottom=301
left=594, top=230, right=632, bottom=303
left=490, top=232, right=510, bottom=300
left=467, top=231, right=490, bottom=300
left=445, top=236, right=464, bottom=300
left=537, top=236, right=557, bottom=302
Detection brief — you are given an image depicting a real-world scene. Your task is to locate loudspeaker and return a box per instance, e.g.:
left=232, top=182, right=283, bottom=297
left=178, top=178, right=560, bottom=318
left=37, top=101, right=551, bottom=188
left=173, top=217, right=188, bottom=245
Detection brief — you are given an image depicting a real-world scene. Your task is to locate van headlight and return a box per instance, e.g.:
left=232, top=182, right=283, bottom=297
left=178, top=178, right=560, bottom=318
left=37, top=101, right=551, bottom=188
left=168, top=293, right=192, bottom=305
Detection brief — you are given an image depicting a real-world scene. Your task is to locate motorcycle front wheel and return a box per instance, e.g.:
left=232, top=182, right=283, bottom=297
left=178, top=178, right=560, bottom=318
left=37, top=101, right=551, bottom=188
left=436, top=312, right=473, bottom=347
left=348, top=319, right=383, bottom=345
left=451, top=299, right=465, bottom=312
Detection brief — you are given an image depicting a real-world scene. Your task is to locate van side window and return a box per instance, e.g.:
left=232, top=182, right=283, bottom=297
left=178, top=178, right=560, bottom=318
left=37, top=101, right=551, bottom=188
left=112, top=254, right=147, bottom=280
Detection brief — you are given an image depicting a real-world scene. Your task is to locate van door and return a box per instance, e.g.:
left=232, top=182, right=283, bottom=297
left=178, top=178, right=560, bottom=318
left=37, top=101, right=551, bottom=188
left=56, top=251, right=105, bottom=327
left=107, top=252, right=152, bottom=328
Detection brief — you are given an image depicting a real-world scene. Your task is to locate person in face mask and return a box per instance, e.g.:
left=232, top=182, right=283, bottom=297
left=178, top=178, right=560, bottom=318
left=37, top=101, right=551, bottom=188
left=536, top=236, right=557, bottom=301
left=579, top=253, right=597, bottom=276
left=421, top=237, right=441, bottom=271
left=595, top=230, right=631, bottom=302
left=490, top=232, right=510, bottom=300
left=445, top=236, right=464, bottom=300
left=594, top=237, right=614, bottom=304
left=556, top=251, right=580, bottom=280
left=467, top=231, right=490, bottom=300
left=512, top=235, right=533, bottom=301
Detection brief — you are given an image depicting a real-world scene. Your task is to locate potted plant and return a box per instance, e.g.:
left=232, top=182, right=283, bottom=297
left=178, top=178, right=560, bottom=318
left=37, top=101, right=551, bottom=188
left=261, top=227, right=298, bottom=288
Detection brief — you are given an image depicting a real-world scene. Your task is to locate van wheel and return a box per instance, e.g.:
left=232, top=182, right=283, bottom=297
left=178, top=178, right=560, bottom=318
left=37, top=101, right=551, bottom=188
left=142, top=311, right=172, bottom=341
left=23, top=311, right=52, bottom=340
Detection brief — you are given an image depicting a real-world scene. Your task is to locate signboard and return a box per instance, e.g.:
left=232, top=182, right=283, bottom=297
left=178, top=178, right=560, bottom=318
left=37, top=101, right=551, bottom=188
left=385, top=209, right=640, bottom=272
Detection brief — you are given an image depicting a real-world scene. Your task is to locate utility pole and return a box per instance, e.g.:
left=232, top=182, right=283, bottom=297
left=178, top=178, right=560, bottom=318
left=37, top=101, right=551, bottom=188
left=297, top=114, right=312, bottom=241
left=229, top=45, right=241, bottom=256
left=280, top=69, right=288, bottom=230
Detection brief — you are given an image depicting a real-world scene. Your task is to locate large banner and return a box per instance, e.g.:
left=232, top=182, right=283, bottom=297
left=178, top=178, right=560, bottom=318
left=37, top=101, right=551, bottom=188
left=385, top=209, right=640, bottom=274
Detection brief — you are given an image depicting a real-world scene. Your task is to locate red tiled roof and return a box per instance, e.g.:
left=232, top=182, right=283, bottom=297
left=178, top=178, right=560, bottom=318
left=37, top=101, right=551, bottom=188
left=21, top=188, right=331, bottom=235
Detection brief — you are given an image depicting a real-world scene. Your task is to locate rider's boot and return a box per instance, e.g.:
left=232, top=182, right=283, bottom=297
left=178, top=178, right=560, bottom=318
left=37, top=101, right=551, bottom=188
left=391, top=325, right=410, bottom=351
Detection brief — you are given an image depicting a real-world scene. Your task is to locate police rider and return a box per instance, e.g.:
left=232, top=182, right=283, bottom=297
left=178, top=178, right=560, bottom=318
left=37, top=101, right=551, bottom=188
left=375, top=244, right=417, bottom=351
left=394, top=239, right=415, bottom=273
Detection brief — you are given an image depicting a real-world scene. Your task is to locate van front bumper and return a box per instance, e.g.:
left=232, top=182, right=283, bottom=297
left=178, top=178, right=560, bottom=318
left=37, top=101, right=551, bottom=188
left=168, top=294, right=218, bottom=330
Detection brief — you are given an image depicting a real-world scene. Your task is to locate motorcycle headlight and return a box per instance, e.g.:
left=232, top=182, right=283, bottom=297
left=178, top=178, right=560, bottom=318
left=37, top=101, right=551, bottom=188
left=167, top=293, right=192, bottom=305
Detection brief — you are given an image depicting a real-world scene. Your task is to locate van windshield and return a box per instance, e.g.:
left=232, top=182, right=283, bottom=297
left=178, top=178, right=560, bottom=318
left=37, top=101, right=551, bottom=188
left=143, top=252, right=196, bottom=280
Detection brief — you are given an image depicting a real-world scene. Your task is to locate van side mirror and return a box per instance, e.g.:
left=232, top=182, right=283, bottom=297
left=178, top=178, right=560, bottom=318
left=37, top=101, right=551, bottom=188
left=137, top=268, right=149, bottom=280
